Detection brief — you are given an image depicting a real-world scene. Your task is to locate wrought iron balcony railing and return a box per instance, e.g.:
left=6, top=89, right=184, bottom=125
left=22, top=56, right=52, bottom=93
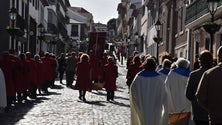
left=186, top=0, right=222, bottom=25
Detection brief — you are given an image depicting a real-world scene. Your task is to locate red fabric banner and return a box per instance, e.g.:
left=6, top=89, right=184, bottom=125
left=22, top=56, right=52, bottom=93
left=87, top=32, right=107, bottom=59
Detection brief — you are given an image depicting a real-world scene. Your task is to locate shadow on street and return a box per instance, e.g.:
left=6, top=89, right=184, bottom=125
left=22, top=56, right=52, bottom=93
left=0, top=96, right=50, bottom=125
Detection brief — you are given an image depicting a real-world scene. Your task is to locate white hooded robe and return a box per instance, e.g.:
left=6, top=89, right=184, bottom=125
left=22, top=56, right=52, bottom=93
left=130, top=70, right=168, bottom=125
left=165, top=68, right=191, bottom=113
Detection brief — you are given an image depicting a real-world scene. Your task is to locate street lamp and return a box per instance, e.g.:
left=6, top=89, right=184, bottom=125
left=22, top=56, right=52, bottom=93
left=134, top=32, right=139, bottom=51
left=7, top=7, right=18, bottom=49
left=207, top=0, right=220, bottom=22
left=38, top=24, right=45, bottom=53
left=153, top=19, right=162, bottom=64
left=127, top=36, right=131, bottom=59
left=203, top=0, right=221, bottom=53
left=9, top=7, right=17, bottom=21
left=154, top=19, right=161, bottom=32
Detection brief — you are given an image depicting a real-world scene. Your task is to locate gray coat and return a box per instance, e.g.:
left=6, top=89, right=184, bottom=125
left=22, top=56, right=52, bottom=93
left=66, top=56, right=77, bottom=72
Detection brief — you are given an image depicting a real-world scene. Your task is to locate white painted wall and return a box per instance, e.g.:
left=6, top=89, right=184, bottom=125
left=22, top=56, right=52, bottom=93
left=29, top=4, right=39, bottom=21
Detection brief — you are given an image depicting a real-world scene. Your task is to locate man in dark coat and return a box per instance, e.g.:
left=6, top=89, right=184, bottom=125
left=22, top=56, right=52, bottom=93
left=196, top=46, right=222, bottom=125
left=186, top=50, right=212, bottom=125
left=66, top=52, right=77, bottom=87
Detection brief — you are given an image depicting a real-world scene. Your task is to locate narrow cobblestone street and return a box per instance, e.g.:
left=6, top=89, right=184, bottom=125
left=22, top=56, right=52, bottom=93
left=0, top=63, right=130, bottom=125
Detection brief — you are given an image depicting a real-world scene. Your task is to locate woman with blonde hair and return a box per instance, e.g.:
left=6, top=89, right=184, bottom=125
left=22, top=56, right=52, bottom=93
left=74, top=53, right=92, bottom=102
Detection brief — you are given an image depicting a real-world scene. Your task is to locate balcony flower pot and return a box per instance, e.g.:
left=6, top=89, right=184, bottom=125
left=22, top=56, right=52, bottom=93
left=203, top=22, right=221, bottom=34
left=6, top=26, right=24, bottom=37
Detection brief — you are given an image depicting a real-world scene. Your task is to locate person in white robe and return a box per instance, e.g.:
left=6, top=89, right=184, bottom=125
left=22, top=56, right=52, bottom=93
left=130, top=57, right=168, bottom=125
left=0, top=68, right=7, bottom=111
left=165, top=58, right=191, bottom=113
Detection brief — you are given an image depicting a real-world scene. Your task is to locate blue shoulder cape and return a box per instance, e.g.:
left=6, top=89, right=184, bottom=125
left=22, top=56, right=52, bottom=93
left=158, top=68, right=170, bottom=75
left=138, top=69, right=160, bottom=77
left=172, top=67, right=190, bottom=77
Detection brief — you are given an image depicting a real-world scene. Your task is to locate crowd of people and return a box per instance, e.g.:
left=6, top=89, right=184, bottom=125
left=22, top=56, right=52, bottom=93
left=0, top=50, right=58, bottom=112
left=1, top=46, right=222, bottom=125
left=128, top=47, right=222, bottom=125
left=0, top=49, right=119, bottom=112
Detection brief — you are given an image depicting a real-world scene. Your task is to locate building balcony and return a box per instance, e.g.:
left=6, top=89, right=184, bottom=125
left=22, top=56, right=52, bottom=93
left=185, top=0, right=208, bottom=25
left=47, top=23, right=57, bottom=34
left=186, top=0, right=222, bottom=25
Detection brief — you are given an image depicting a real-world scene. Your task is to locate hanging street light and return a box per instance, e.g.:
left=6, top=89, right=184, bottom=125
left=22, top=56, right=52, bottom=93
left=207, top=0, right=220, bottom=21
left=9, top=7, right=17, bottom=21
left=38, top=24, right=45, bottom=52
left=203, top=0, right=221, bottom=54
left=154, top=19, right=161, bottom=32
left=7, top=7, right=19, bottom=49
left=134, top=32, right=139, bottom=50
left=153, top=18, right=162, bottom=64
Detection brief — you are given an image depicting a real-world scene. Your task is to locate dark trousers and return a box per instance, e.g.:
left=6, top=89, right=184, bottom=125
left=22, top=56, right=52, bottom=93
left=211, top=124, right=222, bottom=125
left=194, top=120, right=209, bottom=125
left=126, top=79, right=132, bottom=92
left=59, top=70, right=65, bottom=82
left=17, top=91, right=28, bottom=101
left=6, top=96, right=14, bottom=107
left=42, top=80, right=52, bottom=93
left=79, top=90, right=86, bottom=101
left=29, top=83, right=37, bottom=98
left=107, top=90, right=114, bottom=101
left=66, top=71, right=74, bottom=87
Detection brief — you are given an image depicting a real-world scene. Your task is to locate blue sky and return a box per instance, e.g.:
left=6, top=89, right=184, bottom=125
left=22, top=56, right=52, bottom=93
left=70, top=0, right=120, bottom=24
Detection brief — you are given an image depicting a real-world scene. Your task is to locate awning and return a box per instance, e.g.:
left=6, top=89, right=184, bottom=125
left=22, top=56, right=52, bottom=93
left=67, top=8, right=89, bottom=24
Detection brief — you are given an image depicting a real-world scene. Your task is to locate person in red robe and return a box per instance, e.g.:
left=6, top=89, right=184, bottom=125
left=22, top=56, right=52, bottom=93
left=126, top=55, right=142, bottom=92
left=26, top=52, right=38, bottom=99
left=41, top=52, right=57, bottom=93
left=16, top=53, right=29, bottom=102
left=8, top=49, right=20, bottom=103
left=104, top=57, right=118, bottom=101
left=75, top=53, right=92, bottom=102
left=126, top=51, right=138, bottom=69
left=34, top=54, right=44, bottom=95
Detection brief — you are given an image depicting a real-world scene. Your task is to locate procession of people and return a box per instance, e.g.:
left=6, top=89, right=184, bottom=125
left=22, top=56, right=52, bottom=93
left=0, top=49, right=119, bottom=111
left=127, top=49, right=222, bottom=125
left=1, top=46, right=222, bottom=125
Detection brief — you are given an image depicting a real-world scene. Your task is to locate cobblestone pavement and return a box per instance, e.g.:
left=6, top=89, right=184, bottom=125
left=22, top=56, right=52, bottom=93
left=0, top=64, right=130, bottom=125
